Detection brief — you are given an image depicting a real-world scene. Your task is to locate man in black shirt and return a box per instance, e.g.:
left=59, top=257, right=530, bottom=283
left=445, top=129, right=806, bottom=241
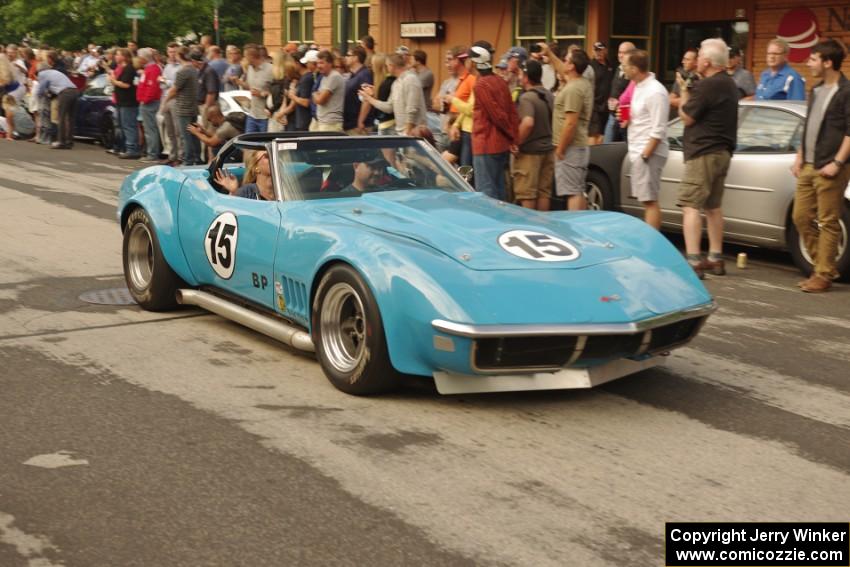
left=603, top=41, right=634, bottom=143
left=289, top=50, right=316, bottom=132
left=676, top=38, right=739, bottom=279
left=589, top=42, right=613, bottom=145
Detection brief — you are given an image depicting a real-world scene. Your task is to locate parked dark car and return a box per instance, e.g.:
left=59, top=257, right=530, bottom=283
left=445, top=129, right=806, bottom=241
left=74, top=74, right=117, bottom=147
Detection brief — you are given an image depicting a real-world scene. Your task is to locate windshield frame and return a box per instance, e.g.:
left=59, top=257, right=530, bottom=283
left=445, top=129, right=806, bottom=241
left=271, top=136, right=473, bottom=202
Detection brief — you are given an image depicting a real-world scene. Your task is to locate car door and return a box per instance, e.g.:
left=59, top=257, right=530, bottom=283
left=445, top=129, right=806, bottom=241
left=178, top=174, right=282, bottom=307
left=76, top=75, right=108, bottom=136
left=720, top=106, right=802, bottom=245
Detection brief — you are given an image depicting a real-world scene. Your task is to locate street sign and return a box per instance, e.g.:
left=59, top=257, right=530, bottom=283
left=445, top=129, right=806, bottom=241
left=125, top=8, right=146, bottom=19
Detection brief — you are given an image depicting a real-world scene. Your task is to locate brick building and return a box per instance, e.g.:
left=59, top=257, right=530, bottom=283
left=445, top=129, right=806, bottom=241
left=262, top=0, right=849, bottom=86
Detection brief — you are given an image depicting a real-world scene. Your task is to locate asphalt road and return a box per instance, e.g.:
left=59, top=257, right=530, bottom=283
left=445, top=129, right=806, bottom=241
left=1, top=139, right=848, bottom=567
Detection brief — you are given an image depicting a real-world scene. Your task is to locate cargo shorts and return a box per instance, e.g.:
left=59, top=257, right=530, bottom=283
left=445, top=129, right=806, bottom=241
left=677, top=150, right=731, bottom=210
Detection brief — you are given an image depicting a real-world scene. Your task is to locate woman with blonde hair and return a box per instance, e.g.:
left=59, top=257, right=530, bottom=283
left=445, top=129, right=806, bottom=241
left=268, top=50, right=299, bottom=132
left=360, top=53, right=395, bottom=135
left=214, top=150, right=274, bottom=200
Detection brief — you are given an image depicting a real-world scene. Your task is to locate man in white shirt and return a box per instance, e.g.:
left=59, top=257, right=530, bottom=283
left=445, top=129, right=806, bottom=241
left=622, top=50, right=669, bottom=229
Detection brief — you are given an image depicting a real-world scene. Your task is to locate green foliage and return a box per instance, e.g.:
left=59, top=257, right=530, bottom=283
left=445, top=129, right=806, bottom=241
left=0, top=0, right=262, bottom=50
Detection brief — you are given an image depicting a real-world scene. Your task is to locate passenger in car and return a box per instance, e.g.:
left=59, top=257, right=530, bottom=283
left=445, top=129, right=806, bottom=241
left=214, top=150, right=275, bottom=200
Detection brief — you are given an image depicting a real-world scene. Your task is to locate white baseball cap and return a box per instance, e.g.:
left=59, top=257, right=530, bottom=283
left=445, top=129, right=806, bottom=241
left=300, top=49, right=319, bottom=64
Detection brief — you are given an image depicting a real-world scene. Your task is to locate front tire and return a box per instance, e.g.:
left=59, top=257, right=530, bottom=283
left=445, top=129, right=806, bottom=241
left=787, top=202, right=850, bottom=282
left=312, top=265, right=399, bottom=395
left=122, top=208, right=182, bottom=310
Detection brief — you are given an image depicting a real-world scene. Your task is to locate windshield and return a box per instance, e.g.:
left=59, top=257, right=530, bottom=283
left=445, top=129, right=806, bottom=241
left=275, top=138, right=471, bottom=200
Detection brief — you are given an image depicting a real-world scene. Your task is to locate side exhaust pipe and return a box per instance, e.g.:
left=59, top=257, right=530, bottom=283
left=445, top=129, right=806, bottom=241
left=176, top=289, right=315, bottom=353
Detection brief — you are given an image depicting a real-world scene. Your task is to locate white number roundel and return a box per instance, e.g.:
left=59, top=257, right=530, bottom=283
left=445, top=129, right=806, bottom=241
left=497, top=230, right=580, bottom=262
left=205, top=212, right=239, bottom=279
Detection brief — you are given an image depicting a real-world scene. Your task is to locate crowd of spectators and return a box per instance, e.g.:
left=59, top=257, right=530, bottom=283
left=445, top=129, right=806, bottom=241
left=1, top=34, right=847, bottom=293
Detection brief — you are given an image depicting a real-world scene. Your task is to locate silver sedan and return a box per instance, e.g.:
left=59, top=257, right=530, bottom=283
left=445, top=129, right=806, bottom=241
left=587, top=100, right=850, bottom=279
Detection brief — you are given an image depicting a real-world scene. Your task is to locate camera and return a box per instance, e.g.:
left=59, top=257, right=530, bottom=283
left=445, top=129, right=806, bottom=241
left=529, top=44, right=542, bottom=54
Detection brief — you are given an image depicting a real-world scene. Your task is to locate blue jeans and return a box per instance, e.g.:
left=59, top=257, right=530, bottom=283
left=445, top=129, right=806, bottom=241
left=460, top=131, right=473, bottom=167
left=139, top=101, right=161, bottom=159
left=246, top=116, right=268, bottom=133
left=603, top=114, right=627, bottom=144
left=177, top=114, right=201, bottom=165
left=473, top=152, right=509, bottom=201
left=117, top=106, right=140, bottom=156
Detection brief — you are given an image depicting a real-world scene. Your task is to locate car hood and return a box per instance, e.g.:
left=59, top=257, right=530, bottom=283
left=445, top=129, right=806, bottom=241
left=320, top=190, right=633, bottom=271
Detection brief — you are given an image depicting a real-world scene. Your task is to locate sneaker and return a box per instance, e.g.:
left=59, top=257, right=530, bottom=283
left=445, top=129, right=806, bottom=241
left=801, top=275, right=832, bottom=293
left=105, top=148, right=119, bottom=155
left=49, top=142, right=71, bottom=149
left=118, top=153, right=142, bottom=159
left=796, top=276, right=813, bottom=288
left=699, top=257, right=726, bottom=276
left=139, top=156, right=159, bottom=163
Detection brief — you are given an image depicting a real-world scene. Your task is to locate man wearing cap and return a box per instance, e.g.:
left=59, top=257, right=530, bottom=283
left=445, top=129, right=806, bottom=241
left=756, top=39, right=805, bottom=101
left=513, top=59, right=554, bottom=211
left=312, top=50, right=345, bottom=132
left=289, top=48, right=317, bottom=131
left=726, top=48, right=755, bottom=100
left=504, top=47, right=527, bottom=100
left=589, top=42, right=613, bottom=145
left=238, top=44, right=274, bottom=133
left=466, top=41, right=518, bottom=201
left=553, top=48, right=593, bottom=210
left=341, top=159, right=388, bottom=193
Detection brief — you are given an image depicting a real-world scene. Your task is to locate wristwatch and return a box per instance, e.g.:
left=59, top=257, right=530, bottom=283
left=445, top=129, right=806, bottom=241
left=833, top=158, right=846, bottom=167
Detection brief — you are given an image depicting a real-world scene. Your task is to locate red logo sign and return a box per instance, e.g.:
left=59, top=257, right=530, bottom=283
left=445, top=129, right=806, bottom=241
left=777, top=7, right=821, bottom=63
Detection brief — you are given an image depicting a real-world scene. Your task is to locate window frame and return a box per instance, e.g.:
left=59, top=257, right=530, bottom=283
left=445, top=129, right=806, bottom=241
left=334, top=1, right=370, bottom=47
left=514, top=0, right=587, bottom=47
left=609, top=0, right=655, bottom=63
left=285, top=2, right=315, bottom=44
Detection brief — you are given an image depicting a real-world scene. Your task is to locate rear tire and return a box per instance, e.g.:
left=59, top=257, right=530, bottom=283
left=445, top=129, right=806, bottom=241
left=312, top=264, right=399, bottom=395
left=787, top=202, right=850, bottom=282
left=122, top=208, right=182, bottom=310
left=585, top=168, right=615, bottom=211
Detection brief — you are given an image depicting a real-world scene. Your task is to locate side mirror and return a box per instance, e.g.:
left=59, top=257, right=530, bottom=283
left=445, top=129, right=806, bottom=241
left=457, top=165, right=474, bottom=184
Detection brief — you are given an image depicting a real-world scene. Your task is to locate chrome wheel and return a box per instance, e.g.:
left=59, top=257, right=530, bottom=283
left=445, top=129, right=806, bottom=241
left=585, top=182, right=605, bottom=211
left=127, top=222, right=154, bottom=291
left=799, top=218, right=847, bottom=265
left=319, top=282, right=367, bottom=373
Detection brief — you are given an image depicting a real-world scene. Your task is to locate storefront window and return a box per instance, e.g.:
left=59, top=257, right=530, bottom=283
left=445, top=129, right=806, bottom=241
left=336, top=0, right=370, bottom=47
left=286, top=2, right=314, bottom=43
left=515, top=0, right=586, bottom=48
left=610, top=0, right=652, bottom=63
left=660, top=20, right=749, bottom=85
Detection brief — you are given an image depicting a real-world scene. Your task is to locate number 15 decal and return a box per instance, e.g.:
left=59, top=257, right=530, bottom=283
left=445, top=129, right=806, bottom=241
left=206, top=212, right=239, bottom=278
left=497, top=230, right=579, bottom=262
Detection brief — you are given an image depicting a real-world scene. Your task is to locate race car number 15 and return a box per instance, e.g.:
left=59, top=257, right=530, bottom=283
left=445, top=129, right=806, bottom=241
left=498, top=230, right=579, bottom=262
left=205, top=212, right=239, bottom=279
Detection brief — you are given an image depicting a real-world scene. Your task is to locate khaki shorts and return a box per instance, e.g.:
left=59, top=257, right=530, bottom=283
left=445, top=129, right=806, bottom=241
left=512, top=152, right=554, bottom=201
left=316, top=122, right=344, bottom=132
left=677, top=150, right=731, bottom=210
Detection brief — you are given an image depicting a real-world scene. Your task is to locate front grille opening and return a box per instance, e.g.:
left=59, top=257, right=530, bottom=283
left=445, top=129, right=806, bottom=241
left=475, top=336, right=579, bottom=370
left=648, top=317, right=703, bottom=352
left=577, top=334, right=644, bottom=363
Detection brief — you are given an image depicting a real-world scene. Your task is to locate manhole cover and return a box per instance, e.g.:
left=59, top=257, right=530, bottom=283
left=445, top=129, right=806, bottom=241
left=79, top=288, right=137, bottom=305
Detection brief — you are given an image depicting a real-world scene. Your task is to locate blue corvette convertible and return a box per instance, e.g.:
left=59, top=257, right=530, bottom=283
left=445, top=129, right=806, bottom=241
left=118, top=133, right=715, bottom=395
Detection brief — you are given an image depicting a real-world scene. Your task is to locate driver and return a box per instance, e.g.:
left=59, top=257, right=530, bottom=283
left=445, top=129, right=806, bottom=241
left=341, top=158, right=389, bottom=193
